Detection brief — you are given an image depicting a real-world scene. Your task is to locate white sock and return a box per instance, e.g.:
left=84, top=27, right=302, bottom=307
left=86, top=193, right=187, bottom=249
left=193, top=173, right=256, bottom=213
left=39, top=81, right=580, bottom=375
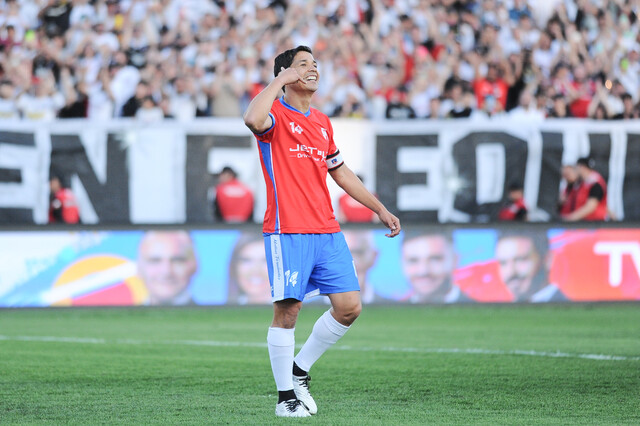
left=294, top=310, right=349, bottom=373
left=267, top=327, right=295, bottom=391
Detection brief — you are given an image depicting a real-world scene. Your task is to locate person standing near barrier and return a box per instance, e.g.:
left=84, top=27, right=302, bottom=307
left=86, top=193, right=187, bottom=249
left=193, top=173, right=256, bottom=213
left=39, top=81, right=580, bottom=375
left=558, top=164, right=581, bottom=218
left=243, top=45, right=401, bottom=418
left=212, top=166, right=254, bottom=223
left=498, top=182, right=528, bottom=221
left=562, top=157, right=608, bottom=221
left=48, top=175, right=80, bottom=224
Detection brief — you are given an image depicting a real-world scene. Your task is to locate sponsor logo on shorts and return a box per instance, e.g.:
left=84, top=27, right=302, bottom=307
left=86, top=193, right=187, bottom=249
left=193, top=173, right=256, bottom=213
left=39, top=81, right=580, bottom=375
left=285, top=270, right=298, bottom=287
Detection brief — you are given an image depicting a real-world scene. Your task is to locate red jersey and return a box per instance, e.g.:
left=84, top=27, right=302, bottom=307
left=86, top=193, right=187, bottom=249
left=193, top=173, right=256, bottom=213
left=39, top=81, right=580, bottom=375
left=215, top=179, right=254, bottom=223
left=498, top=199, right=527, bottom=221
left=559, top=181, right=580, bottom=216
left=473, top=78, right=508, bottom=110
left=255, top=97, right=342, bottom=234
left=49, top=188, right=80, bottom=224
left=575, top=171, right=607, bottom=221
left=339, top=193, right=375, bottom=223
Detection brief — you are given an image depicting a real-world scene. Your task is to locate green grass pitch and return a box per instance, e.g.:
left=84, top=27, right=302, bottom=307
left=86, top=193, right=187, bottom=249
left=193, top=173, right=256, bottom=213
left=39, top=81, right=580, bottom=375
left=1, top=304, right=639, bottom=424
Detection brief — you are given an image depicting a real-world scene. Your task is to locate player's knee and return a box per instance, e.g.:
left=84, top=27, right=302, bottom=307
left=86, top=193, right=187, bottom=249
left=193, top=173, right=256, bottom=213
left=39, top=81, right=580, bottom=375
left=272, top=299, right=302, bottom=328
left=336, top=301, right=361, bottom=326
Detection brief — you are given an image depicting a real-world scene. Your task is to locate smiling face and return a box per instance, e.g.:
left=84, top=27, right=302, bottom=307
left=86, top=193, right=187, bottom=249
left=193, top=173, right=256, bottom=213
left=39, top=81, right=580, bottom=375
left=290, top=50, right=319, bottom=92
left=401, top=235, right=455, bottom=297
left=234, top=241, right=271, bottom=304
left=137, top=231, right=197, bottom=305
left=495, top=236, right=541, bottom=298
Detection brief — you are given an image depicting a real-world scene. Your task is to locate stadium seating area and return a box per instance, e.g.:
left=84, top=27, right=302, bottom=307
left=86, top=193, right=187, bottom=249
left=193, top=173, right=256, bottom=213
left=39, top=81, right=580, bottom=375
left=0, top=0, right=639, bottom=121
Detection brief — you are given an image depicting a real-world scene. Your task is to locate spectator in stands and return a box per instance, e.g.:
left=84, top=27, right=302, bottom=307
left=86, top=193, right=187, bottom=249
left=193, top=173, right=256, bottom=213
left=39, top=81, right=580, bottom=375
left=136, top=230, right=198, bottom=306
left=212, top=166, right=254, bottom=224
left=498, top=182, right=528, bottom=221
left=494, top=230, right=566, bottom=302
left=17, top=70, right=65, bottom=121
left=612, top=93, right=635, bottom=120
left=121, top=80, right=150, bottom=117
left=48, top=174, right=80, bottom=224
left=135, top=95, right=164, bottom=122
left=0, top=79, right=20, bottom=119
left=401, top=230, right=473, bottom=304
left=0, top=0, right=636, bottom=123
left=548, top=93, right=573, bottom=118
left=558, top=164, right=580, bottom=219
left=563, top=157, right=608, bottom=222
left=385, top=87, right=416, bottom=119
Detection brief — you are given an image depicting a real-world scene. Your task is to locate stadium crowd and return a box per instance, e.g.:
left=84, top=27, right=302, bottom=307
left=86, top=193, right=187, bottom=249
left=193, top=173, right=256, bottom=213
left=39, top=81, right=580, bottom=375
left=0, top=0, right=639, bottom=121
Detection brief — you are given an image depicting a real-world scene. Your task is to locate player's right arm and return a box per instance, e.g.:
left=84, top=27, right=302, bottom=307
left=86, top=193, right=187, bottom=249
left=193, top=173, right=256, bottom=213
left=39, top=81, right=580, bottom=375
left=243, top=67, right=305, bottom=134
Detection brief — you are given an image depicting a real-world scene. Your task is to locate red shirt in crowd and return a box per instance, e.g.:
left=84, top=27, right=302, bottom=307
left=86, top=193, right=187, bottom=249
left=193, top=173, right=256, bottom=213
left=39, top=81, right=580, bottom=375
left=339, top=193, right=375, bottom=223
left=498, top=199, right=528, bottom=221
left=48, top=188, right=80, bottom=224
left=473, top=78, right=508, bottom=110
left=215, top=178, right=254, bottom=223
left=574, top=171, right=608, bottom=221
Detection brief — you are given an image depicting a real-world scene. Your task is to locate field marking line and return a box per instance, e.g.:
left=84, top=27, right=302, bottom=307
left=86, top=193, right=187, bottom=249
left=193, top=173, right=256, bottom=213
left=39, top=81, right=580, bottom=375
left=1, top=335, right=639, bottom=362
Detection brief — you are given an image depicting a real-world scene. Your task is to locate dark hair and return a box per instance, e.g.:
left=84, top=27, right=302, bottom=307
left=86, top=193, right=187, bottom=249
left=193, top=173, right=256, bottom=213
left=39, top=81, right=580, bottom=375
left=273, top=45, right=313, bottom=92
left=508, top=181, right=524, bottom=192
left=577, top=157, right=595, bottom=169
left=220, top=166, right=237, bottom=178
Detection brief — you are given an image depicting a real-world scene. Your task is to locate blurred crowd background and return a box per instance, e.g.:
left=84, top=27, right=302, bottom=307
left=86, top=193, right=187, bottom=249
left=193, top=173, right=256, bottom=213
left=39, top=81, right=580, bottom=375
left=1, top=0, right=639, bottom=122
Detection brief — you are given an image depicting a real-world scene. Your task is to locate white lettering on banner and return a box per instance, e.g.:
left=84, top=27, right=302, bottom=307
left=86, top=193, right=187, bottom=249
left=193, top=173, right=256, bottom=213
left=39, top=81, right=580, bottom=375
left=476, top=144, right=505, bottom=204
left=1, top=119, right=640, bottom=224
left=593, top=242, right=640, bottom=287
left=0, top=144, right=43, bottom=213
left=396, top=147, right=443, bottom=210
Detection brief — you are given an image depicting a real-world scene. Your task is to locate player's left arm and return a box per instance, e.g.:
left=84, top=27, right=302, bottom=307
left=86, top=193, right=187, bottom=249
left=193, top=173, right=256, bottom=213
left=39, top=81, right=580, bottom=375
left=329, top=164, right=401, bottom=237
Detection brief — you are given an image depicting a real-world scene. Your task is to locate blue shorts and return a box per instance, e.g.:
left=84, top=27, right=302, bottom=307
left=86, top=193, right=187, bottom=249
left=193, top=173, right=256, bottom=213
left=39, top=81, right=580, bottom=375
left=264, top=233, right=360, bottom=302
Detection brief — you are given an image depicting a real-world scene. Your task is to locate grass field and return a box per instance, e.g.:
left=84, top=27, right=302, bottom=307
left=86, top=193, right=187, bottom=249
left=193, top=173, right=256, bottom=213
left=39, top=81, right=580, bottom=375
left=1, top=304, right=639, bottom=424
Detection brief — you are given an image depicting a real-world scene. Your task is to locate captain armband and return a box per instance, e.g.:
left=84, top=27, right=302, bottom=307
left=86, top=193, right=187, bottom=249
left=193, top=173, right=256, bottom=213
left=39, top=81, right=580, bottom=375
left=326, top=151, right=344, bottom=171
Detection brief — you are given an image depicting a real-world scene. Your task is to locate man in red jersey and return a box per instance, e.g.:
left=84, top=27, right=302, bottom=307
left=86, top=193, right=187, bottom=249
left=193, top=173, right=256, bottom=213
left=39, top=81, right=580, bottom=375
left=243, top=45, right=401, bottom=418
left=558, top=164, right=580, bottom=218
left=562, top=157, right=608, bottom=221
left=48, top=175, right=80, bottom=224
left=498, top=182, right=528, bottom=221
left=212, top=166, right=254, bottom=223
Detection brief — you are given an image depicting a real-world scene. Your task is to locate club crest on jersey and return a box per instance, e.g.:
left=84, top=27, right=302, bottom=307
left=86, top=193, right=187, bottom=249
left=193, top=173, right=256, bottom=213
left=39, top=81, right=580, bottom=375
left=289, top=122, right=303, bottom=134
left=321, top=127, right=328, bottom=140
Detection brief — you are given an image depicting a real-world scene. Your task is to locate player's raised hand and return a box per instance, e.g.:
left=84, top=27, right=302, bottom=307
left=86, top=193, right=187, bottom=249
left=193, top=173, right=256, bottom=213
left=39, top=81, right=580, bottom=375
left=278, top=67, right=306, bottom=87
left=379, top=210, right=401, bottom=238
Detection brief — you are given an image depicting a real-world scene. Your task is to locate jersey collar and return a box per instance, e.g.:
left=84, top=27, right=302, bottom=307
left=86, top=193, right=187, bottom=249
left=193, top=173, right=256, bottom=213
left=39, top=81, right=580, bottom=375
left=279, top=96, right=311, bottom=117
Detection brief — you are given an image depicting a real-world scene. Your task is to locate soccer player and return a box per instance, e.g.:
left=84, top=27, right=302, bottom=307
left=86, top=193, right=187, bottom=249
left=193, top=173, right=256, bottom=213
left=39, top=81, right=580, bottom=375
left=243, top=45, right=401, bottom=417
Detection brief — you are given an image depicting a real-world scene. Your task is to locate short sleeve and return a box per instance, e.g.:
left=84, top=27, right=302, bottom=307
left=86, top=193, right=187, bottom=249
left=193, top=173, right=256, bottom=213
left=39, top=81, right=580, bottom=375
left=255, top=112, right=276, bottom=143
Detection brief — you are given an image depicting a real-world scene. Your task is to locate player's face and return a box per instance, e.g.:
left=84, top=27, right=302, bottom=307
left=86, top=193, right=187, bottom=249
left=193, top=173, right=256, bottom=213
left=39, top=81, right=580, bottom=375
left=138, top=232, right=197, bottom=304
left=291, top=51, right=319, bottom=92
left=402, top=235, right=454, bottom=296
left=495, top=237, right=541, bottom=297
left=235, top=241, right=271, bottom=304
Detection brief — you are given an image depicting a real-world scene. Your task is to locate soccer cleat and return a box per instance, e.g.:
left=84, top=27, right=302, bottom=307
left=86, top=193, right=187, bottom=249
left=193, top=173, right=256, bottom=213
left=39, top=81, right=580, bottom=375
left=275, top=399, right=311, bottom=417
left=293, top=374, right=317, bottom=415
